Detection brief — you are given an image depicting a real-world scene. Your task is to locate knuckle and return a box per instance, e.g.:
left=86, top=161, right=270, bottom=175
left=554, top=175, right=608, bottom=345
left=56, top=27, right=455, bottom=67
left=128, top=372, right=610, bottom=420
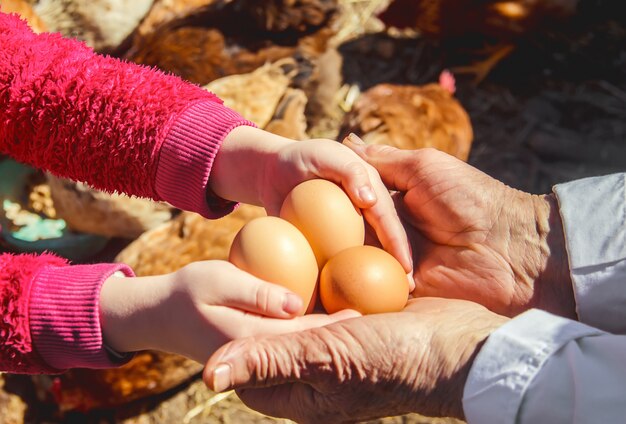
left=416, top=147, right=441, bottom=162
left=366, top=143, right=396, bottom=156
left=243, top=342, right=277, bottom=385
left=253, top=284, right=272, bottom=312
left=344, top=161, right=369, bottom=179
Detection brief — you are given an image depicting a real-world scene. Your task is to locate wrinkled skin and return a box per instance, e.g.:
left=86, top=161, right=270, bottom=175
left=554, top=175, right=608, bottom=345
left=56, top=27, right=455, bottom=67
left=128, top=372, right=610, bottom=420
left=345, top=139, right=575, bottom=318
left=204, top=298, right=509, bottom=423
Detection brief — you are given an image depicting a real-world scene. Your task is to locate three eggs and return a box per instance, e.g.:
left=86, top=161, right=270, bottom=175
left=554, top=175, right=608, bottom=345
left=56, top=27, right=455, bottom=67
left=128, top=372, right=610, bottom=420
left=229, top=179, right=409, bottom=315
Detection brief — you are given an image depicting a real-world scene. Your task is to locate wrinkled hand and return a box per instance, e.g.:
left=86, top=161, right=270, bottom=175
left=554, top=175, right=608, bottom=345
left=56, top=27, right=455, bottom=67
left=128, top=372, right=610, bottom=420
left=210, top=126, right=413, bottom=276
left=100, top=260, right=359, bottom=363
left=344, top=138, right=575, bottom=318
left=203, top=297, right=509, bottom=423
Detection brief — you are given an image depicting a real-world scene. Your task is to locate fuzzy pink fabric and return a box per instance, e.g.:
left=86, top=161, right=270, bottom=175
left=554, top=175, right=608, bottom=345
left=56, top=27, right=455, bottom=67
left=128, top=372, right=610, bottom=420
left=0, top=12, right=255, bottom=373
left=0, top=253, right=67, bottom=373
left=0, top=12, right=251, bottom=211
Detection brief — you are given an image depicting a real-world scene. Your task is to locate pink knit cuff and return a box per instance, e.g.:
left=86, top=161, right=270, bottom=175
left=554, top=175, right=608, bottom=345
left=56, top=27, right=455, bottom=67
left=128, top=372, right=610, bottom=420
left=29, top=263, right=135, bottom=371
left=155, top=101, right=256, bottom=219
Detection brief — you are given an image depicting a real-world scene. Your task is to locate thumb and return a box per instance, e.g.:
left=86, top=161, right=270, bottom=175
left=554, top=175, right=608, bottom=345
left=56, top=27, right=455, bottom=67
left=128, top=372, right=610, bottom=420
left=203, top=310, right=359, bottom=392
left=343, top=134, right=421, bottom=193
left=203, top=330, right=316, bottom=393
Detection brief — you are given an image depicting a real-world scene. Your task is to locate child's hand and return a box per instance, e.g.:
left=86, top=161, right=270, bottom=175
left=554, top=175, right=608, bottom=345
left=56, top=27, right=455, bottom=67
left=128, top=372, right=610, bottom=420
left=211, top=126, right=413, bottom=275
left=99, top=260, right=359, bottom=364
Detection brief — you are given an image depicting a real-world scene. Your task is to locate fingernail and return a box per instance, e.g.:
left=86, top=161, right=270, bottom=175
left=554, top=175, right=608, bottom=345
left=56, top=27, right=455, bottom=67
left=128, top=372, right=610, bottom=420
left=358, top=186, right=377, bottom=204
left=212, top=363, right=232, bottom=392
left=283, top=293, right=303, bottom=314
left=347, top=133, right=365, bottom=145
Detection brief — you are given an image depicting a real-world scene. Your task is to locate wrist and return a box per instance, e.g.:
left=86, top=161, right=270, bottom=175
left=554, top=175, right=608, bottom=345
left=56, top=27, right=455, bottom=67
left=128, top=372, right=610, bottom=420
left=441, top=314, right=510, bottom=419
left=210, top=126, right=292, bottom=205
left=532, top=193, right=576, bottom=319
left=99, top=273, right=175, bottom=354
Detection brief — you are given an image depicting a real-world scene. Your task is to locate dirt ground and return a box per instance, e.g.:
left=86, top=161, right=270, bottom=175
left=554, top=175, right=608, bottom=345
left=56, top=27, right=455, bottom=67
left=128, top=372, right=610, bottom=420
left=1, top=1, right=625, bottom=423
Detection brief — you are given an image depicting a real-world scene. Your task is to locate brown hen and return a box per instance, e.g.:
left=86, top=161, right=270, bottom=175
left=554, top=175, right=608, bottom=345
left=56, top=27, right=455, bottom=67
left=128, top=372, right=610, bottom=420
left=127, top=0, right=339, bottom=125
left=231, top=0, right=337, bottom=33
left=127, top=0, right=338, bottom=86
left=339, top=71, right=473, bottom=161
left=378, top=0, right=579, bottom=81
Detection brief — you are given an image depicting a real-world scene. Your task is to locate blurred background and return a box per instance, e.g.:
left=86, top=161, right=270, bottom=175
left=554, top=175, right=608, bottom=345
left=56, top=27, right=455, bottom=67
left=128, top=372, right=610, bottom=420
left=0, top=0, right=625, bottom=423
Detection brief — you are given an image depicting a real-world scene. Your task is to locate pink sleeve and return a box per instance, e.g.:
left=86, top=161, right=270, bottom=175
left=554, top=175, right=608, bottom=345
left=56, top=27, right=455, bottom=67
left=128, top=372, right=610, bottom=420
left=0, top=12, right=255, bottom=218
left=1, top=253, right=135, bottom=373
left=0, top=12, right=257, bottom=373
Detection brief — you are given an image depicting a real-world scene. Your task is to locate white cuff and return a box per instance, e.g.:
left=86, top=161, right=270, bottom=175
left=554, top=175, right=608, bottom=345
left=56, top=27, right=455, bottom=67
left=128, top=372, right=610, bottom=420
left=462, top=309, right=603, bottom=424
left=554, top=173, right=626, bottom=333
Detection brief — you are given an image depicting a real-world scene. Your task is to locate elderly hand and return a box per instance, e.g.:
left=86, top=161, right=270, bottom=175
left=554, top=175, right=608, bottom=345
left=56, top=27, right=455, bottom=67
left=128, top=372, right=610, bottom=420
left=203, top=297, right=509, bottom=423
left=210, top=126, right=413, bottom=278
left=344, top=137, right=575, bottom=318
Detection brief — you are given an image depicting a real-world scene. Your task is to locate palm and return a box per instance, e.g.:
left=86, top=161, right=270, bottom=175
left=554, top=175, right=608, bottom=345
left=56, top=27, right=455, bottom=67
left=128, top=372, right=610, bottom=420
left=227, top=298, right=507, bottom=423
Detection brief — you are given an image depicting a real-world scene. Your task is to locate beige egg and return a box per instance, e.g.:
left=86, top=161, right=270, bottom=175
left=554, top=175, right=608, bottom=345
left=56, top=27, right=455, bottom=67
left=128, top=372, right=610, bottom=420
left=280, top=179, right=365, bottom=268
left=320, top=245, right=409, bottom=315
left=229, top=216, right=318, bottom=315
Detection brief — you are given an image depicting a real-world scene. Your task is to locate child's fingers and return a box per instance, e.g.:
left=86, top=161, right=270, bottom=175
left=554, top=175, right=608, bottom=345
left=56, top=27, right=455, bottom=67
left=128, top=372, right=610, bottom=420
left=216, top=266, right=304, bottom=318
left=361, top=180, right=414, bottom=276
left=306, top=141, right=378, bottom=209
left=258, top=309, right=362, bottom=335
left=337, top=160, right=379, bottom=209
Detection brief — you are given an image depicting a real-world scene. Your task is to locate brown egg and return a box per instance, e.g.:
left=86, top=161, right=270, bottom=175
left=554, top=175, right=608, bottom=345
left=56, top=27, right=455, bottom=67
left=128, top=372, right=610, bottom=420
left=229, top=216, right=318, bottom=315
left=320, top=245, right=409, bottom=315
left=280, top=179, right=365, bottom=268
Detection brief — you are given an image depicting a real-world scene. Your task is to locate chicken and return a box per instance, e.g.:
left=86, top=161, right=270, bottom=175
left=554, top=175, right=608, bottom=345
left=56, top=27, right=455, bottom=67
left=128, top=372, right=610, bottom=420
left=126, top=0, right=339, bottom=127
left=265, top=88, right=309, bottom=140
left=338, top=71, right=474, bottom=161
left=233, top=0, right=338, bottom=33
left=27, top=0, right=154, bottom=52
left=378, top=0, right=579, bottom=82
left=203, top=60, right=310, bottom=139
left=45, top=175, right=173, bottom=239
left=203, top=60, right=297, bottom=129
left=0, top=0, right=47, bottom=33
left=127, top=0, right=338, bottom=84
left=134, top=0, right=219, bottom=39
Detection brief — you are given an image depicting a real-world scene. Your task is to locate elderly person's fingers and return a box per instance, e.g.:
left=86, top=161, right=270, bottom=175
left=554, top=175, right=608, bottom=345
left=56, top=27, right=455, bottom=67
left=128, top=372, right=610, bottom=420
left=203, top=298, right=510, bottom=423
left=203, top=324, right=343, bottom=393
left=342, top=135, right=448, bottom=192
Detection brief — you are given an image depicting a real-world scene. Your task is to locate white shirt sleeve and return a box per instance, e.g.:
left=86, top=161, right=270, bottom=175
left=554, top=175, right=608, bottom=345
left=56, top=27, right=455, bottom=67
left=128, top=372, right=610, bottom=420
left=463, top=309, right=626, bottom=424
left=462, top=173, right=626, bottom=423
left=554, top=173, right=626, bottom=333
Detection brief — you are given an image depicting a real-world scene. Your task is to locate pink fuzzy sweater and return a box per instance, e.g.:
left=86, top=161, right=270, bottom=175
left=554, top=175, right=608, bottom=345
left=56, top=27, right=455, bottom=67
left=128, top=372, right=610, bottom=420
left=0, top=13, right=253, bottom=373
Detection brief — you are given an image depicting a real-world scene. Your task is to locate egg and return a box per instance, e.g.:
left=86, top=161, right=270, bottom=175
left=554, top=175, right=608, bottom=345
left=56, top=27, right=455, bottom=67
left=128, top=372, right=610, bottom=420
left=320, top=245, right=409, bottom=315
left=229, top=216, right=318, bottom=315
left=280, top=179, right=365, bottom=267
